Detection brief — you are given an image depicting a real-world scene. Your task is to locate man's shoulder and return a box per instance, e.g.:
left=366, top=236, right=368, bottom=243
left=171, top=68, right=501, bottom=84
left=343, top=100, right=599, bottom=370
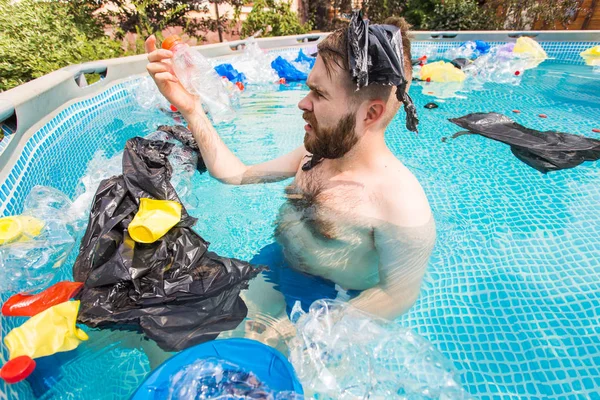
left=372, top=160, right=432, bottom=228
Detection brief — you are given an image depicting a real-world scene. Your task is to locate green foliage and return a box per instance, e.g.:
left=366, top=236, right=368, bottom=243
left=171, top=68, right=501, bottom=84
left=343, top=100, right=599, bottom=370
left=422, top=0, right=499, bottom=30
left=486, top=0, right=584, bottom=30
left=361, top=0, right=407, bottom=25
left=241, top=0, right=312, bottom=38
left=0, top=0, right=123, bottom=92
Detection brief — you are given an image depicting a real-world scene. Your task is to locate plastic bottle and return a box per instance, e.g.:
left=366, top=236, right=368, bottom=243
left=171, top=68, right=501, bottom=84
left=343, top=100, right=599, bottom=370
left=162, top=35, right=234, bottom=123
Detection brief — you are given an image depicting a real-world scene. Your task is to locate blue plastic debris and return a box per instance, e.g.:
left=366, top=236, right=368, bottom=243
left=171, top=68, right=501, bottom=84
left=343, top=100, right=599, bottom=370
left=474, top=40, right=491, bottom=55
left=271, top=56, right=308, bottom=81
left=214, top=63, right=247, bottom=84
left=295, top=49, right=316, bottom=69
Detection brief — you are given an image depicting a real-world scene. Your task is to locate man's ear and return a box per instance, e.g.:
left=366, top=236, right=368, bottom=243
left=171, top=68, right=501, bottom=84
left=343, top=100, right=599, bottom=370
left=364, top=100, right=386, bottom=127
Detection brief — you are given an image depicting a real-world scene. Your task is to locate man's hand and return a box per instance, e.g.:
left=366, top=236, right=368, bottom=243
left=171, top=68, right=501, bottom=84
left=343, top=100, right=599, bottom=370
left=144, top=35, right=197, bottom=115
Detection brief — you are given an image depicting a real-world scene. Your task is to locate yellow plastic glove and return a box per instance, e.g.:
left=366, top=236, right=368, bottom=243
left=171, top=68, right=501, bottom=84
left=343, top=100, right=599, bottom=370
left=4, top=301, right=88, bottom=360
left=128, top=198, right=182, bottom=244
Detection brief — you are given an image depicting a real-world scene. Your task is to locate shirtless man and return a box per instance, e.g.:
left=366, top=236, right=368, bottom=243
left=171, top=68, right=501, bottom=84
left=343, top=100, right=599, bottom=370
left=144, top=14, right=435, bottom=329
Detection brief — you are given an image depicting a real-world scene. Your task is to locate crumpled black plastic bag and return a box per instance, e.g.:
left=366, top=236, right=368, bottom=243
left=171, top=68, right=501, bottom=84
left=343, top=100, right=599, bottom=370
left=347, top=10, right=418, bottom=132
left=157, top=124, right=207, bottom=173
left=448, top=112, right=600, bottom=173
left=73, top=137, right=265, bottom=351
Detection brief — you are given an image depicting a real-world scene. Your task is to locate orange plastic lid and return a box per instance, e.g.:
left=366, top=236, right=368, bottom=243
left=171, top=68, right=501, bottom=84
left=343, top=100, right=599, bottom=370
left=162, top=35, right=183, bottom=50
left=0, top=356, right=36, bottom=384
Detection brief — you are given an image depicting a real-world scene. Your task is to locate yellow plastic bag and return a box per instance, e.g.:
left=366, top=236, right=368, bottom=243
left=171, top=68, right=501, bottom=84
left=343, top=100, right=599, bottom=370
left=128, top=198, right=182, bottom=244
left=513, top=37, right=548, bottom=60
left=4, top=301, right=88, bottom=360
left=0, top=216, right=44, bottom=245
left=420, top=61, right=466, bottom=83
left=580, top=46, right=600, bottom=66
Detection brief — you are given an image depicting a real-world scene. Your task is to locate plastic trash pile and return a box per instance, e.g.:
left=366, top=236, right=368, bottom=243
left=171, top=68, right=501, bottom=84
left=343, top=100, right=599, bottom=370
left=288, top=300, right=472, bottom=400
left=1, top=282, right=86, bottom=384
left=167, top=358, right=301, bottom=400
left=414, top=37, right=549, bottom=97
left=73, top=136, right=264, bottom=352
left=0, top=187, right=77, bottom=292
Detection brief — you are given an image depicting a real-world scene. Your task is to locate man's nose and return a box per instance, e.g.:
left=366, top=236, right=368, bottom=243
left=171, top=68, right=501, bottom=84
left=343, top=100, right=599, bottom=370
left=298, top=95, right=312, bottom=112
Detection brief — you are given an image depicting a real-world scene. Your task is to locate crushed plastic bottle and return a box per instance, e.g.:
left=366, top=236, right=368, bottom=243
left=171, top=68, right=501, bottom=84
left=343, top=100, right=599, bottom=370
left=288, top=300, right=473, bottom=400
left=167, top=358, right=302, bottom=400
left=126, top=75, right=172, bottom=112
left=162, top=35, right=235, bottom=123
left=0, top=186, right=77, bottom=293
left=231, top=38, right=280, bottom=85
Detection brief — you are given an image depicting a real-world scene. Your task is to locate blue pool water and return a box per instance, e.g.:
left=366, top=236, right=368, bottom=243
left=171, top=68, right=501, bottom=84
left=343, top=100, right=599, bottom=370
left=1, top=57, right=600, bottom=399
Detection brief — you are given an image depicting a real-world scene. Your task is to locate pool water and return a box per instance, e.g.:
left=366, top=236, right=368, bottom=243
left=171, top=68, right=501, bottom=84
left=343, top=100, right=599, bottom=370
left=1, top=59, right=600, bottom=399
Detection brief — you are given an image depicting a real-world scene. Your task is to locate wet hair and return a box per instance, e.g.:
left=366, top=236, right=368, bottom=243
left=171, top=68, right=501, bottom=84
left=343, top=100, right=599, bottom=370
left=317, top=16, right=413, bottom=102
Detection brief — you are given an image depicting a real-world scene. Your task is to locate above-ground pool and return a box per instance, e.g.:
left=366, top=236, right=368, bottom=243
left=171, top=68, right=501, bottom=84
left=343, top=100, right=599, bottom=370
left=1, top=38, right=600, bottom=399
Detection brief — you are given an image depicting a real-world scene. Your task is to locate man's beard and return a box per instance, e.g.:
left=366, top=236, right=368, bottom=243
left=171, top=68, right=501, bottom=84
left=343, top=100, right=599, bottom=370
left=303, top=111, right=358, bottom=159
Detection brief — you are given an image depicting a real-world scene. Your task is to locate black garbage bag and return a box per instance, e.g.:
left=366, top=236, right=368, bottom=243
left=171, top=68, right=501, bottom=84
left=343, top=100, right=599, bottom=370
left=448, top=112, right=600, bottom=173
left=73, top=137, right=265, bottom=351
left=157, top=124, right=207, bottom=173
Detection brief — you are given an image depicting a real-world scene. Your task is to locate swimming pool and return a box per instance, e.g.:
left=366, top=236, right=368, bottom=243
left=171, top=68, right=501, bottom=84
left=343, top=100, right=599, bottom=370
left=1, top=38, right=600, bottom=399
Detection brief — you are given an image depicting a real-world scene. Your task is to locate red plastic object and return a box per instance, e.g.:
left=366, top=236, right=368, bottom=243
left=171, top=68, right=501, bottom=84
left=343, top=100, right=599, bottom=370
left=539, top=114, right=548, bottom=118
left=161, top=35, right=183, bottom=51
left=2, top=281, right=84, bottom=317
left=512, top=110, right=521, bottom=113
left=592, top=128, right=600, bottom=133
left=418, top=55, right=427, bottom=61
left=515, top=71, right=521, bottom=76
left=426, top=77, right=431, bottom=82
left=0, top=356, right=36, bottom=384
left=169, top=104, right=178, bottom=112
left=279, top=78, right=286, bottom=84
left=235, top=81, right=244, bottom=91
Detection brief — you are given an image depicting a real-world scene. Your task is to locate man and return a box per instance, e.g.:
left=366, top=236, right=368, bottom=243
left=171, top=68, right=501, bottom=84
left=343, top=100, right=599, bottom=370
left=144, top=12, right=435, bottom=327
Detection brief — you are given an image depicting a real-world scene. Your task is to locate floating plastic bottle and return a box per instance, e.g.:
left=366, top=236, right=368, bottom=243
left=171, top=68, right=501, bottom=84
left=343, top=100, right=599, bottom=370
left=162, top=35, right=235, bottom=123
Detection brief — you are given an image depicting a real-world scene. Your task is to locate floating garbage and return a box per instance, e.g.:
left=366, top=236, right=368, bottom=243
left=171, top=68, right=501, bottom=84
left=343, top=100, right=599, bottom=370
left=0, top=186, right=77, bottom=293
left=288, top=300, right=472, bottom=399
left=2, top=281, right=83, bottom=317
left=443, top=40, right=490, bottom=61
left=513, top=36, right=548, bottom=68
left=271, top=56, right=308, bottom=82
left=230, top=39, right=280, bottom=85
left=419, top=61, right=466, bottom=82
left=1, top=300, right=88, bottom=384
left=580, top=45, right=600, bottom=66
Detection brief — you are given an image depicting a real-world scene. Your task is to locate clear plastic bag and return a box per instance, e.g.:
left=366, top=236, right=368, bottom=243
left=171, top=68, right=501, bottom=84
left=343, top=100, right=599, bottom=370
left=126, top=75, right=172, bottom=112
left=231, top=39, right=280, bottom=85
left=289, top=300, right=473, bottom=400
left=0, top=186, right=77, bottom=292
left=167, top=358, right=302, bottom=400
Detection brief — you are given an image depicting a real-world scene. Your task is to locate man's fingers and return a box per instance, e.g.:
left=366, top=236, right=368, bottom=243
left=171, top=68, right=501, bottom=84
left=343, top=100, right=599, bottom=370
left=144, top=35, right=156, bottom=54
left=147, top=49, right=174, bottom=63
left=154, top=72, right=179, bottom=83
left=146, top=61, right=174, bottom=75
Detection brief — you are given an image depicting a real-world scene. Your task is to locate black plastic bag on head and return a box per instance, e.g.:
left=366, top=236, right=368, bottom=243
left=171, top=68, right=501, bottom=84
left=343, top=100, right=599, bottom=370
left=73, top=137, right=265, bottom=351
left=347, top=10, right=418, bottom=133
left=448, top=112, right=600, bottom=173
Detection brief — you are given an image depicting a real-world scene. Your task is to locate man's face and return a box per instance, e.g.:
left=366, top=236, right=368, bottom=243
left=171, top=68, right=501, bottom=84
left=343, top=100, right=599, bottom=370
left=298, top=56, right=360, bottom=159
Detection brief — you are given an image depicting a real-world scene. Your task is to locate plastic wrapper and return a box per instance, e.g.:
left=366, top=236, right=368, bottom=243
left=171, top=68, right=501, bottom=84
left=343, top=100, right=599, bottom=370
left=125, top=76, right=172, bottom=112
left=288, top=300, right=472, bottom=400
left=167, top=358, right=302, bottom=400
left=448, top=112, right=600, bottom=173
left=461, top=43, right=529, bottom=86
left=271, top=56, right=308, bottom=81
left=73, top=137, right=265, bottom=352
left=0, top=186, right=77, bottom=292
left=230, top=39, right=280, bottom=85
